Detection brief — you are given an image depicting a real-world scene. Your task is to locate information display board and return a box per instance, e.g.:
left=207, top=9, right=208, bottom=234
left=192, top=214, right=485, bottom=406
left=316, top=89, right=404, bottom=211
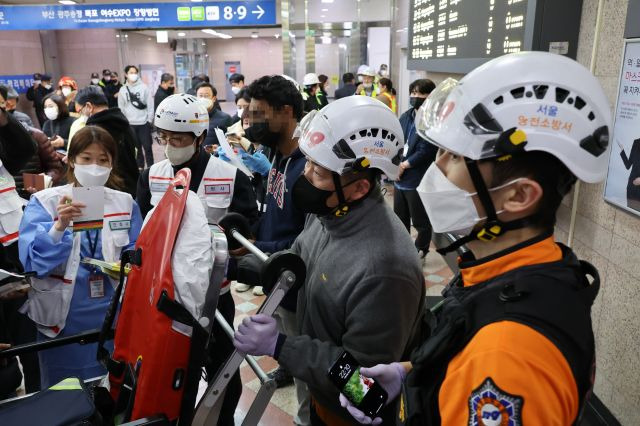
left=604, top=39, right=640, bottom=217
left=408, top=0, right=582, bottom=73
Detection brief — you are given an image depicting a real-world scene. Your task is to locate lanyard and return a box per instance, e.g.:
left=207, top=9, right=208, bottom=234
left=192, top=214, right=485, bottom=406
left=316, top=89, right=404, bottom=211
left=86, top=229, right=100, bottom=260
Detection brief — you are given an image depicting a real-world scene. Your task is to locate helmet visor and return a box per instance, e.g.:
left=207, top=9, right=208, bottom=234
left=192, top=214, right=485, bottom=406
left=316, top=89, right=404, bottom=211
left=417, top=77, right=459, bottom=134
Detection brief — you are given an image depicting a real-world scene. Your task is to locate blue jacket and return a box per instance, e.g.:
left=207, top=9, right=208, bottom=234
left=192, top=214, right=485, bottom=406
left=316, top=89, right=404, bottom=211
left=395, top=108, right=438, bottom=190
left=254, top=148, right=307, bottom=254
left=253, top=148, right=307, bottom=312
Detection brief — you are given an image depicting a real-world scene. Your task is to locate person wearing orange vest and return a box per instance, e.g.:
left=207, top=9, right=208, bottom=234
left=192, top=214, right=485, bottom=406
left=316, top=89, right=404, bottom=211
left=340, top=51, right=612, bottom=425
left=376, top=78, right=397, bottom=114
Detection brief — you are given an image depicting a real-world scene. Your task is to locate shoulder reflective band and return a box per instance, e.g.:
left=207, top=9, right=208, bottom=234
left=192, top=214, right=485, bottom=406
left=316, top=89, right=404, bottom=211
left=50, top=377, right=82, bottom=390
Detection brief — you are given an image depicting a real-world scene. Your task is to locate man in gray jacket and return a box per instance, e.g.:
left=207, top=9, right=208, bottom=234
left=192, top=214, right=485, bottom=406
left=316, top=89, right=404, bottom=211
left=234, top=96, right=425, bottom=425
left=118, top=65, right=154, bottom=168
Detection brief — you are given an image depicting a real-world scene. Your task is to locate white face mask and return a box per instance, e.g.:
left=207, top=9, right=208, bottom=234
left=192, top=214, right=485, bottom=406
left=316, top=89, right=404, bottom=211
left=363, top=82, right=373, bottom=89
left=34, top=80, right=41, bottom=85
left=165, top=143, right=196, bottom=166
left=199, top=97, right=214, bottom=110
left=91, top=78, right=99, bottom=85
left=44, top=106, right=59, bottom=121
left=128, top=73, right=139, bottom=83
left=417, top=163, right=521, bottom=236
left=44, top=84, right=52, bottom=90
left=61, top=87, right=72, bottom=97
left=236, top=107, right=244, bottom=118
left=73, top=163, right=111, bottom=187
left=231, top=86, right=241, bottom=95
left=104, top=76, right=111, bottom=82
left=357, top=75, right=363, bottom=83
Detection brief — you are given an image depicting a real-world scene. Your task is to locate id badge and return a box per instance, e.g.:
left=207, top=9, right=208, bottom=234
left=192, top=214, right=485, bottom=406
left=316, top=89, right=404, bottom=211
left=89, top=274, right=105, bottom=298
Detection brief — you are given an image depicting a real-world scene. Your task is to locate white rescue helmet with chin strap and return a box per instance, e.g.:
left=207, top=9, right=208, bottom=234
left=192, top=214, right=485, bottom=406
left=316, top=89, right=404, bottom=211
left=299, top=95, right=404, bottom=179
left=154, top=93, right=209, bottom=137
left=416, top=51, right=612, bottom=252
left=416, top=51, right=612, bottom=183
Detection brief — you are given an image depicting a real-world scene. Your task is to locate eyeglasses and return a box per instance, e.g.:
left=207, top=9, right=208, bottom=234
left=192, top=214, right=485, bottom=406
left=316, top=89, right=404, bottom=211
left=154, top=131, right=194, bottom=147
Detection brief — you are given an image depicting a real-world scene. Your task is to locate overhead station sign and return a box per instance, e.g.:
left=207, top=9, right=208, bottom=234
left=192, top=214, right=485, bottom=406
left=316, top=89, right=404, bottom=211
left=0, top=1, right=276, bottom=30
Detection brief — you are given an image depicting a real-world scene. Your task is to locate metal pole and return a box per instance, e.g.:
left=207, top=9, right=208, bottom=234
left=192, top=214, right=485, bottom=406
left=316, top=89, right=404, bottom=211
left=231, top=230, right=269, bottom=262
left=214, top=311, right=270, bottom=384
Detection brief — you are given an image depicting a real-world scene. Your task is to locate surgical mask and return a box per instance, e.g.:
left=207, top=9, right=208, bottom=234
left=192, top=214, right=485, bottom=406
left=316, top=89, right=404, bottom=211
left=292, top=174, right=335, bottom=216
left=236, top=107, right=244, bottom=118
left=61, top=87, right=72, bottom=97
left=44, top=84, right=52, bottom=90
left=34, top=80, right=41, bottom=85
left=380, top=70, right=389, bottom=77
left=104, top=76, right=111, bottom=82
left=165, top=143, right=196, bottom=166
left=44, top=106, right=59, bottom=121
left=200, top=97, right=214, bottom=110
left=231, top=86, right=241, bottom=95
left=244, top=122, right=280, bottom=148
left=363, top=82, right=373, bottom=89
left=410, top=96, right=425, bottom=110
left=91, top=78, right=99, bottom=85
left=128, top=73, right=139, bottom=83
left=73, top=163, right=111, bottom=187
left=417, top=163, right=521, bottom=236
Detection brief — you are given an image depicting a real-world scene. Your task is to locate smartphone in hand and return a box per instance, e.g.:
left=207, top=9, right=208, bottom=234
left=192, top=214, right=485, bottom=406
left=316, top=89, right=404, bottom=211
left=328, top=351, right=388, bottom=418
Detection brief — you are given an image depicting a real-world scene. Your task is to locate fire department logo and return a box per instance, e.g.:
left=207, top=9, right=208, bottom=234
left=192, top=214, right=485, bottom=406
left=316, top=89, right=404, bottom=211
left=468, top=378, right=523, bottom=426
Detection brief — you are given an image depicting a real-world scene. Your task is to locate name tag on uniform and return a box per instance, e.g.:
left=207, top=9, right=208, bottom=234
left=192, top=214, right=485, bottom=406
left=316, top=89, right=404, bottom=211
left=150, top=181, right=170, bottom=192
left=205, top=184, right=231, bottom=195
left=89, top=274, right=104, bottom=298
left=109, top=220, right=131, bottom=231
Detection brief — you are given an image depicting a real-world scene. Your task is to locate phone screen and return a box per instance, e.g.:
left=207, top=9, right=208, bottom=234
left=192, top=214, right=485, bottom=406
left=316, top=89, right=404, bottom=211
left=343, top=366, right=375, bottom=405
left=328, top=351, right=388, bottom=418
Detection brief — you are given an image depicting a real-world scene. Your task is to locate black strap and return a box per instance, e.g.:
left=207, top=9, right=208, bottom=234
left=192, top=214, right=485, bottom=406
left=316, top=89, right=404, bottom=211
left=156, top=290, right=197, bottom=328
left=97, top=248, right=141, bottom=374
left=465, top=159, right=497, bottom=222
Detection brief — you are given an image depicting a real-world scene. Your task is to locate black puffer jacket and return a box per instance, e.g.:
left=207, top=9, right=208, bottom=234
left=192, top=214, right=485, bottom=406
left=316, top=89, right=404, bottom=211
left=12, top=127, right=65, bottom=199
left=86, top=108, right=140, bottom=197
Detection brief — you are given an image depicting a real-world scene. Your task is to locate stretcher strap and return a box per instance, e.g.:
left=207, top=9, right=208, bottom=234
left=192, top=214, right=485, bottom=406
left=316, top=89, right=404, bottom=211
left=97, top=248, right=141, bottom=373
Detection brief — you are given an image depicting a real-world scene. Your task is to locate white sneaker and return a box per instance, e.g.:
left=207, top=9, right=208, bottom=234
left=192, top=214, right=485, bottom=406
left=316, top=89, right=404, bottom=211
left=252, top=286, right=265, bottom=296
left=235, top=283, right=252, bottom=292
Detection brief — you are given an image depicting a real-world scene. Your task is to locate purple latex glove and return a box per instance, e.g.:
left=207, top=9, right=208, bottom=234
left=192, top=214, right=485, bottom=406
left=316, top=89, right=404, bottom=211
left=338, top=362, right=407, bottom=425
left=233, top=313, right=278, bottom=356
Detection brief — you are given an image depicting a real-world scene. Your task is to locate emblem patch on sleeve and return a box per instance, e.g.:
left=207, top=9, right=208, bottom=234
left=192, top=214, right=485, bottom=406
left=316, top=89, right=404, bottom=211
left=468, top=377, right=523, bottom=426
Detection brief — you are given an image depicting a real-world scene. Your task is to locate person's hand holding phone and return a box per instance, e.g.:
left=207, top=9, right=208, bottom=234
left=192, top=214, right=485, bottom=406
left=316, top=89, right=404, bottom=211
left=54, top=195, right=85, bottom=231
left=338, top=362, right=407, bottom=424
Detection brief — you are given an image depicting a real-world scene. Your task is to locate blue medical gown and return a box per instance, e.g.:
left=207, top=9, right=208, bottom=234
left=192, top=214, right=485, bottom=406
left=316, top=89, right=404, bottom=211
left=19, top=196, right=142, bottom=388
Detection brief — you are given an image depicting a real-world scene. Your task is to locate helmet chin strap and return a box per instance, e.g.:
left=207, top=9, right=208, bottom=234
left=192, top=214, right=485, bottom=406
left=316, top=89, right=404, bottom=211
left=330, top=173, right=351, bottom=218
left=436, top=158, right=541, bottom=256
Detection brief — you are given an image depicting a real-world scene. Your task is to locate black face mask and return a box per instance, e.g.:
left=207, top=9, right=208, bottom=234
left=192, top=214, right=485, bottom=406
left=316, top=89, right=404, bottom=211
left=410, top=96, right=425, bottom=110
left=244, top=122, right=280, bottom=148
left=292, top=174, right=336, bottom=216
left=167, top=86, right=175, bottom=94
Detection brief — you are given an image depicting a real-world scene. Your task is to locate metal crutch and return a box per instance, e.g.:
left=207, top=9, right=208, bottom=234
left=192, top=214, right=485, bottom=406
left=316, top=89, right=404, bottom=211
left=191, top=213, right=305, bottom=426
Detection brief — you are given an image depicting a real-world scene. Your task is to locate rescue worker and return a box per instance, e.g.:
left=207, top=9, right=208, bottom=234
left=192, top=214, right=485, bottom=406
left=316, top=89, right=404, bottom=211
left=233, top=96, right=425, bottom=425
left=376, top=78, right=397, bottom=114
left=340, top=51, right=612, bottom=425
left=136, top=94, right=258, bottom=425
left=136, top=93, right=258, bottom=223
left=302, top=73, right=326, bottom=114
left=356, top=67, right=379, bottom=98
left=19, top=125, right=143, bottom=388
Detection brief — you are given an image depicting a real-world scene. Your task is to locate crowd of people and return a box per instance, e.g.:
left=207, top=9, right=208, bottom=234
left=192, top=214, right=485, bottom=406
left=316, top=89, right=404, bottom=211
left=0, top=50, right=612, bottom=426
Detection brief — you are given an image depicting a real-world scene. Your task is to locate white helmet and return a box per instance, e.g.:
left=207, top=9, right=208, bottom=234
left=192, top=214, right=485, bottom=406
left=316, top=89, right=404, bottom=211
left=155, top=93, right=209, bottom=137
left=303, top=73, right=320, bottom=86
left=299, top=96, right=404, bottom=179
left=356, top=64, right=370, bottom=76
left=416, top=51, right=612, bottom=183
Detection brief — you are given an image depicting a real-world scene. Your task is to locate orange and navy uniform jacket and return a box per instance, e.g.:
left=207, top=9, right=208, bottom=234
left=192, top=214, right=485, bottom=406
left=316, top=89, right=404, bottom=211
left=438, top=236, right=579, bottom=425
